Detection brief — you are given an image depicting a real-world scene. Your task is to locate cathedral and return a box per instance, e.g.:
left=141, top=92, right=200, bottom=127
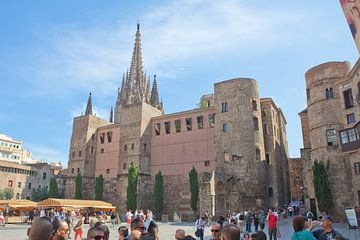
left=66, top=24, right=290, bottom=220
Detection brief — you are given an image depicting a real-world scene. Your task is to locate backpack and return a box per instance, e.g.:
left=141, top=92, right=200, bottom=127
left=307, top=212, right=313, bottom=219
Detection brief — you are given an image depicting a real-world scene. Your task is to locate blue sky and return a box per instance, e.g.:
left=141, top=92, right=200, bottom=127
left=0, top=1, right=358, bottom=166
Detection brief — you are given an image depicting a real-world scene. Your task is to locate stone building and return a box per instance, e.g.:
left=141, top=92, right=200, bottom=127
left=299, top=60, right=360, bottom=220
left=66, top=24, right=290, bottom=219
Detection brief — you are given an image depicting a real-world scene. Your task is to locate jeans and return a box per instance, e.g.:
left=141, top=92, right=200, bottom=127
left=246, top=223, right=251, bottom=232
left=197, top=229, right=204, bottom=240
left=254, top=223, right=259, bottom=232
left=268, top=227, right=277, bottom=240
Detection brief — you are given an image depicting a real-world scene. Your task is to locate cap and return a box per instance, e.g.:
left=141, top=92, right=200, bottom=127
left=322, top=215, right=333, bottom=222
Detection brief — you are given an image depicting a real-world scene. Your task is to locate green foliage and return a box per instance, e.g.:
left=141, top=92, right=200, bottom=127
left=3, top=188, right=14, bottom=200
left=0, top=189, right=5, bottom=200
left=49, top=178, right=59, bottom=198
left=95, top=175, right=104, bottom=200
left=126, top=164, right=138, bottom=211
left=31, top=187, right=49, bottom=201
left=75, top=173, right=83, bottom=199
left=200, top=100, right=210, bottom=108
left=189, top=166, right=199, bottom=212
left=154, top=171, right=164, bottom=220
left=312, top=159, right=332, bottom=214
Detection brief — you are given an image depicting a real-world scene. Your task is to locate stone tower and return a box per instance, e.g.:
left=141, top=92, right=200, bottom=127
left=214, top=78, right=266, bottom=216
left=114, top=24, right=163, bottom=212
left=66, top=93, right=110, bottom=199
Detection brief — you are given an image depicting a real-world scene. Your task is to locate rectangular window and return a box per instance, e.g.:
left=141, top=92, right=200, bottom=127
left=268, top=187, right=273, bottom=197
left=186, top=118, right=192, bottom=131
left=354, top=162, right=360, bottom=175
left=164, top=121, right=171, bottom=134
left=349, top=128, right=357, bottom=142
left=223, top=124, right=228, bottom=132
left=197, top=116, right=204, bottom=129
left=43, top=172, right=47, bottom=180
left=16, top=193, right=20, bottom=200
left=77, top=168, right=80, bottom=173
left=100, top=148, right=104, bottom=153
left=266, top=153, right=270, bottom=164
left=8, top=180, right=13, bottom=187
left=340, top=128, right=358, bottom=144
left=326, top=129, right=336, bottom=146
left=175, top=120, right=181, bottom=133
left=221, top=102, right=228, bottom=113
left=205, top=161, right=210, bottom=167
left=106, top=169, right=110, bottom=174
left=28, top=183, right=32, bottom=190
left=253, top=117, right=259, bottom=130
left=208, top=114, right=215, bottom=128
left=306, top=89, right=310, bottom=100
left=79, top=151, right=82, bottom=157
left=264, top=124, right=268, bottom=135
left=252, top=100, right=257, bottom=111
left=347, top=113, right=356, bottom=124
left=155, top=123, right=160, bottom=136
left=91, top=146, right=94, bottom=154
left=326, top=88, right=334, bottom=99
left=343, top=89, right=354, bottom=109
left=123, top=163, right=127, bottom=170
left=107, top=131, right=112, bottom=143
left=18, top=182, right=21, bottom=188
left=100, top=132, right=105, bottom=144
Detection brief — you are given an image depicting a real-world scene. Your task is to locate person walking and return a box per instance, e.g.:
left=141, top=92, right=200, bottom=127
left=267, top=208, right=278, bottom=240
left=291, top=215, right=315, bottom=240
left=253, top=212, right=259, bottom=232
left=110, top=212, right=116, bottom=228
left=73, top=213, right=84, bottom=240
left=310, top=215, right=343, bottom=240
left=195, top=217, right=205, bottom=240
left=245, top=210, right=253, bottom=233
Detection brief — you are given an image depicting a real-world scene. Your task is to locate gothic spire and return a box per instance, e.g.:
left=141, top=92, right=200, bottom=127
left=150, top=74, right=160, bottom=108
left=109, top=106, right=113, bottom=123
left=85, top=92, right=93, bottom=115
left=145, top=77, right=151, bottom=103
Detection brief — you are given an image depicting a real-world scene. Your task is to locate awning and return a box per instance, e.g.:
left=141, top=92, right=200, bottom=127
left=37, top=198, right=116, bottom=210
left=0, top=199, right=38, bottom=209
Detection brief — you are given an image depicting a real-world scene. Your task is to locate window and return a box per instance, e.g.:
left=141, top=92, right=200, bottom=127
left=264, top=124, right=268, bottom=135
left=223, top=124, right=228, bottom=132
left=144, top=144, right=147, bottom=151
left=164, top=121, right=171, bottom=134
left=100, top=148, right=104, bottom=153
left=205, top=161, right=210, bottom=167
left=71, top=168, right=74, bottom=174
left=266, top=154, right=270, bottom=164
left=42, top=172, right=47, bottom=180
left=208, top=114, right=215, bottom=128
left=100, top=132, right=105, bottom=144
left=252, top=100, right=257, bottom=111
left=306, top=88, right=310, bottom=100
left=107, top=131, right=112, bottom=143
left=79, top=151, right=82, bottom=157
left=131, top=143, right=134, bottom=150
left=91, top=146, right=94, bottom=154
left=77, top=168, right=80, bottom=173
left=18, top=182, right=21, bottom=188
left=253, top=117, right=259, bottom=130
left=16, top=193, right=20, bottom=200
left=355, top=162, right=360, bottom=175
left=255, top=148, right=261, bottom=161
left=8, top=180, right=13, bottom=187
left=175, top=120, right=181, bottom=132
left=106, top=169, right=110, bottom=174
left=347, top=113, right=356, bottom=124
left=123, top=163, right=127, bottom=170
left=326, top=129, right=336, bottom=146
left=221, top=102, right=228, bottom=113
left=124, top=145, right=127, bottom=151
left=343, top=89, right=354, bottom=109
left=268, top=187, right=273, bottom=197
left=340, top=128, right=358, bottom=144
left=186, top=118, right=192, bottom=131
left=72, top=151, right=75, bottom=158
left=224, top=151, right=230, bottom=162
left=197, top=116, right=204, bottom=129
left=155, top=123, right=161, bottom=135
left=326, top=88, right=334, bottom=99
left=28, top=183, right=32, bottom=190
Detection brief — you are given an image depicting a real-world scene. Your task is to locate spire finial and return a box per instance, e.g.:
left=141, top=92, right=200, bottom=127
left=85, top=92, right=93, bottom=115
left=109, top=106, right=113, bottom=123
left=137, top=20, right=140, bottom=31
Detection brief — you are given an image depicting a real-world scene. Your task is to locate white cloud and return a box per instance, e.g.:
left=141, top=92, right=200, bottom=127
left=26, top=0, right=311, bottom=96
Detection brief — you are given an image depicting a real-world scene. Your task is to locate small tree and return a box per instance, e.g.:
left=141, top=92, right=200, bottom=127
left=312, top=159, right=332, bottom=214
left=0, top=189, right=5, bottom=200
left=49, top=178, right=59, bottom=198
left=126, top=164, right=138, bottom=211
left=75, top=173, right=83, bottom=199
left=4, top=188, right=14, bottom=200
left=95, top=175, right=104, bottom=200
left=31, top=187, right=49, bottom=201
left=154, top=171, right=164, bottom=220
left=189, top=166, right=199, bottom=212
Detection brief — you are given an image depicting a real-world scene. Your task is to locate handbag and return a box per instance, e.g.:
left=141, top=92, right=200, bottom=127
left=195, top=229, right=201, bottom=237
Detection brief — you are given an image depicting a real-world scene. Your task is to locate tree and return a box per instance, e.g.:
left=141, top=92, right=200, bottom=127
left=31, top=187, right=49, bottom=201
left=126, top=164, right=138, bottom=211
left=189, top=166, right=199, bottom=212
left=0, top=189, right=5, bottom=200
left=4, top=188, right=14, bottom=200
left=95, top=175, right=104, bottom=200
left=75, top=173, right=83, bottom=199
left=154, top=171, right=164, bottom=220
left=312, top=159, right=332, bottom=214
left=49, top=178, right=59, bottom=198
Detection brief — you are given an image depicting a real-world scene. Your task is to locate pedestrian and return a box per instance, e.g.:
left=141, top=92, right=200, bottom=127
left=310, top=215, right=343, bottom=240
left=87, top=226, right=105, bottom=240
left=221, top=224, right=240, bottom=240
left=28, top=217, right=53, bottom=240
left=175, top=229, right=186, bottom=240
left=111, top=211, right=116, bottom=228
left=210, top=223, right=222, bottom=240
left=118, top=225, right=129, bottom=240
left=306, top=211, right=314, bottom=227
left=291, top=215, right=315, bottom=240
left=65, top=212, right=72, bottom=239
left=0, top=211, right=5, bottom=226
left=245, top=210, right=253, bottom=233
left=267, top=208, right=278, bottom=240
left=241, top=233, right=250, bottom=240
left=250, top=231, right=267, bottom=240
left=195, top=216, right=205, bottom=240
left=253, top=212, right=259, bottom=232
left=127, top=210, right=133, bottom=228
left=238, top=213, right=245, bottom=233
left=51, top=220, right=69, bottom=240
left=73, top=213, right=84, bottom=240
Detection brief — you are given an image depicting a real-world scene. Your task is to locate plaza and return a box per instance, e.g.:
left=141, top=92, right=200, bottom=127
left=0, top=219, right=358, bottom=240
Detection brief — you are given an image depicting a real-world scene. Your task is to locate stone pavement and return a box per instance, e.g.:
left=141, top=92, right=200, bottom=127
left=0, top=219, right=359, bottom=240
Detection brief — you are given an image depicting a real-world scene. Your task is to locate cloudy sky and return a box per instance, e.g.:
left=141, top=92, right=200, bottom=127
left=0, top=1, right=358, bottom=166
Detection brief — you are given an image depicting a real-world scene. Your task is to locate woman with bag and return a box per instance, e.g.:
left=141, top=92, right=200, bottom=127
left=195, top=216, right=205, bottom=240
left=291, top=216, right=316, bottom=240
left=73, top=212, right=84, bottom=240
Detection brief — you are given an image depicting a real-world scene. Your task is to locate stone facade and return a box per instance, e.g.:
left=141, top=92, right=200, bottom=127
left=287, top=158, right=304, bottom=201
left=299, top=60, right=360, bottom=220
left=66, top=25, right=290, bottom=219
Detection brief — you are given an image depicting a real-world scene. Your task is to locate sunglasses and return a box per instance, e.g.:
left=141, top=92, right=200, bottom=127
left=136, top=227, right=146, bottom=231
left=61, top=229, right=70, bottom=234
left=211, top=229, right=220, bottom=232
left=88, top=236, right=105, bottom=240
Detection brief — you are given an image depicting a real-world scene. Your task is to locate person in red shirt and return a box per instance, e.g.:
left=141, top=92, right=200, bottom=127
left=267, top=208, right=278, bottom=240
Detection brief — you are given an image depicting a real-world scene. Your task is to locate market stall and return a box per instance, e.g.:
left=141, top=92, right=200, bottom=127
left=0, top=199, right=38, bottom=223
left=37, top=198, right=116, bottom=211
